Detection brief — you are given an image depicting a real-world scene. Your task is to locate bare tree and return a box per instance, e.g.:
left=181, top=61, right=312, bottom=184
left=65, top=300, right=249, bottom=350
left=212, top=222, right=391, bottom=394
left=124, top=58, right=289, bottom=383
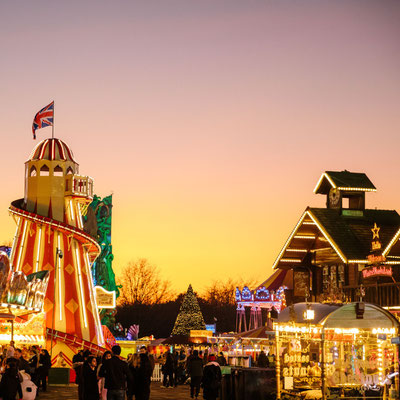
left=118, top=258, right=175, bottom=305
left=203, top=277, right=258, bottom=306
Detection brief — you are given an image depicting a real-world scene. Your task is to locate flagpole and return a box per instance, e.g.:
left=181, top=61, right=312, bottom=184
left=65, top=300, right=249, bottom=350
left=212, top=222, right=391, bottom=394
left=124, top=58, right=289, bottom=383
left=52, top=101, right=55, bottom=139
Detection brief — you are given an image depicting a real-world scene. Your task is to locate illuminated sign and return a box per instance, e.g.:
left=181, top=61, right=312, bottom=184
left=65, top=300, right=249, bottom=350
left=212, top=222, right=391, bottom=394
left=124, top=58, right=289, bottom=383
left=95, top=286, right=116, bottom=309
left=190, top=330, right=213, bottom=338
left=362, top=266, right=392, bottom=279
left=371, top=241, right=382, bottom=251
left=367, top=254, right=386, bottom=264
left=205, top=324, right=216, bottom=334
left=371, top=223, right=382, bottom=251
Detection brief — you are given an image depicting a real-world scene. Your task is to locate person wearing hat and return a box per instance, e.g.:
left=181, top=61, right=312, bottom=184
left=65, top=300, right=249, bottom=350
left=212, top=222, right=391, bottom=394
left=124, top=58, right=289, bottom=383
left=202, top=354, right=222, bottom=400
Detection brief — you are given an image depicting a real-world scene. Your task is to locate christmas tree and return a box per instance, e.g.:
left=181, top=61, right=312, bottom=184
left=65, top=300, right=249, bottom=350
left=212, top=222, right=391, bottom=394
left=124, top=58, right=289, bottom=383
left=171, top=284, right=206, bottom=336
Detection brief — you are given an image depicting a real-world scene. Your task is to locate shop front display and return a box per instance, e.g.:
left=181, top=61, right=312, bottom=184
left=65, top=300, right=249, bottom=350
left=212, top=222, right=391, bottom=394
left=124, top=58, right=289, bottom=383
left=275, top=302, right=399, bottom=400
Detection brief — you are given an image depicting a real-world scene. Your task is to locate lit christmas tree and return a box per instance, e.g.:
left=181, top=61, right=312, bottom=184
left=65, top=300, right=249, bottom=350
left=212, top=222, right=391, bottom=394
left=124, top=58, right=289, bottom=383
left=171, top=284, right=206, bottom=336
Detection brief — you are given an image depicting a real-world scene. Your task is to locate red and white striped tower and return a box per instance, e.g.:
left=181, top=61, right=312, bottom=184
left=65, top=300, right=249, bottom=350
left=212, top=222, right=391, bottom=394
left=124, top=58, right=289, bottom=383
left=9, top=138, right=104, bottom=360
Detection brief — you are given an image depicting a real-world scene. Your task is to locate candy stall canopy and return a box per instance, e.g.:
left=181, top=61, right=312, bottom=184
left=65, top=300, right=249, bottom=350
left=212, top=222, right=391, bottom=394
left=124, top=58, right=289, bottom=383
left=274, top=302, right=399, bottom=400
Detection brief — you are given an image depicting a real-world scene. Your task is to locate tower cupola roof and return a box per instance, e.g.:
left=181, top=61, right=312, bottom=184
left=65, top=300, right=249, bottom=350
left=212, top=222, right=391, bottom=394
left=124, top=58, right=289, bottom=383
left=28, top=138, right=76, bottom=163
left=314, top=170, right=376, bottom=194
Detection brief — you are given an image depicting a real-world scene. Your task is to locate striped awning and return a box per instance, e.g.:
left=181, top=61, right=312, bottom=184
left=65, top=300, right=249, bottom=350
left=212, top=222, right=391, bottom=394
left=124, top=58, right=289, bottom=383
left=256, top=269, right=293, bottom=291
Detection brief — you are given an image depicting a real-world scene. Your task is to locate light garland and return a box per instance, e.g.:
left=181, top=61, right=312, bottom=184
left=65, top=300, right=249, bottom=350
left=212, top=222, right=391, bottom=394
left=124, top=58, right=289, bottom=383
left=69, top=200, right=75, bottom=222
left=377, top=340, right=383, bottom=383
left=16, top=220, right=28, bottom=271
left=313, top=172, right=337, bottom=193
left=85, top=251, right=105, bottom=346
left=286, top=248, right=308, bottom=252
left=9, top=206, right=101, bottom=255
left=57, top=233, right=63, bottom=321
left=273, top=209, right=347, bottom=268
left=10, top=217, right=21, bottom=262
left=306, top=211, right=347, bottom=263
left=372, top=328, right=395, bottom=335
left=337, top=187, right=376, bottom=192
left=35, top=226, right=42, bottom=273
left=272, top=212, right=308, bottom=269
left=74, top=245, right=88, bottom=328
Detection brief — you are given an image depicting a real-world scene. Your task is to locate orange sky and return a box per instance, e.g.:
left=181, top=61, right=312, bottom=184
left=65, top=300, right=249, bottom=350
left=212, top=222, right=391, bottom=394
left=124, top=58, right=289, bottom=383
left=1, top=0, right=400, bottom=293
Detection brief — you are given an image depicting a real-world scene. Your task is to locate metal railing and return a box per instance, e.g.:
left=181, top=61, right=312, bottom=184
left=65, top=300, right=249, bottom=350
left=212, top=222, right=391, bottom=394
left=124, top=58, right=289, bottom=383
left=65, top=175, right=93, bottom=198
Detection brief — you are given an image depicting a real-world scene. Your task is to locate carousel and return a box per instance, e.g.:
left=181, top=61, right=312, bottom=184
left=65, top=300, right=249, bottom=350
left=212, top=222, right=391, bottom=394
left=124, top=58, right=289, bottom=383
left=0, top=251, right=49, bottom=345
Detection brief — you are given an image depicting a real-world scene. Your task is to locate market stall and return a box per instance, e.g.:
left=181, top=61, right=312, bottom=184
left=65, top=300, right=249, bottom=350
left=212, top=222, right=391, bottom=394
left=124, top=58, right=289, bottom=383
left=232, top=325, right=275, bottom=367
left=275, top=302, right=399, bottom=399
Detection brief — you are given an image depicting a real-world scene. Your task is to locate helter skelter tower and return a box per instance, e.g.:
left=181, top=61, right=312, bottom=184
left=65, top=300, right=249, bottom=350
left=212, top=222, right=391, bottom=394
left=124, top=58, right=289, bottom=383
left=9, top=138, right=105, bottom=356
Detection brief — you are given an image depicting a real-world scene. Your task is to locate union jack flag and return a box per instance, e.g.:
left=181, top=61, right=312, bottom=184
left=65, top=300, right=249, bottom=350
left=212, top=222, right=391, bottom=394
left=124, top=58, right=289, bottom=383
left=32, top=101, right=54, bottom=139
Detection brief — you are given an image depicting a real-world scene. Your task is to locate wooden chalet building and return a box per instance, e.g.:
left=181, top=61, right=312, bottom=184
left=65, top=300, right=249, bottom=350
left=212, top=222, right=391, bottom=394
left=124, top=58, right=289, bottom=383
left=273, top=170, right=400, bottom=311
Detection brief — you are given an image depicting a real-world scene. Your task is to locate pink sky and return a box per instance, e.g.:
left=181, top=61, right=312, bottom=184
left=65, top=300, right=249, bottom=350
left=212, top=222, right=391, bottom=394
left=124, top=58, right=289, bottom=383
left=1, top=0, right=399, bottom=293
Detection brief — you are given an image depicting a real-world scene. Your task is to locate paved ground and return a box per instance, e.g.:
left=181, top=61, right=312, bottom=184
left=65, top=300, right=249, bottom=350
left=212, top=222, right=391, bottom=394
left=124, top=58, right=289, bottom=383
left=38, top=382, right=192, bottom=400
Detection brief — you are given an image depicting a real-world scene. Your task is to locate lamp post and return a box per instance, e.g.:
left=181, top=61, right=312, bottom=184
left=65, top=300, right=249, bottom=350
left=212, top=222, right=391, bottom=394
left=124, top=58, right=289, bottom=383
left=51, top=248, right=63, bottom=360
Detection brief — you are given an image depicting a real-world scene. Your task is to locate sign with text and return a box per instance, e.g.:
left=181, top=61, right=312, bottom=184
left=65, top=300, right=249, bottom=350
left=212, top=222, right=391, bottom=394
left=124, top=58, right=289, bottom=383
left=190, top=330, right=213, bottom=338
left=367, top=254, right=386, bottom=264
left=95, top=286, right=116, bottom=309
left=362, top=265, right=392, bottom=279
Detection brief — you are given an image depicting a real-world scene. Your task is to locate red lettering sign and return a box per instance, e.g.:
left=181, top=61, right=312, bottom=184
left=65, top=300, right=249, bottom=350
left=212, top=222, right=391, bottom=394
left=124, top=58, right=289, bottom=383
left=362, top=266, right=392, bottom=279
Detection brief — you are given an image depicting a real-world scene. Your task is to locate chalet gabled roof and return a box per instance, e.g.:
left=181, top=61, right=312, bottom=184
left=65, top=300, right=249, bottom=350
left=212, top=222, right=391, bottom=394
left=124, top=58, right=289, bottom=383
left=314, top=170, right=376, bottom=194
left=309, top=208, right=400, bottom=260
left=273, top=207, right=400, bottom=268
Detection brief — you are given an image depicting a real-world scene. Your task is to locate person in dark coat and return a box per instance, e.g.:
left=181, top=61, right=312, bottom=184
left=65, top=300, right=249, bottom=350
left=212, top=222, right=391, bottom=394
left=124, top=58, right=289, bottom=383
left=202, top=355, right=222, bottom=400
left=98, top=345, right=132, bottom=400
left=28, top=346, right=40, bottom=386
left=172, top=351, right=179, bottom=387
left=37, top=349, right=51, bottom=392
left=135, top=353, right=153, bottom=400
left=73, top=349, right=86, bottom=400
left=257, top=351, right=270, bottom=368
left=83, top=356, right=100, bottom=400
left=0, top=359, right=23, bottom=400
left=187, top=350, right=203, bottom=399
left=127, top=354, right=138, bottom=400
left=14, top=348, right=31, bottom=373
left=98, top=350, right=112, bottom=400
left=216, top=353, right=227, bottom=367
left=162, top=352, right=174, bottom=388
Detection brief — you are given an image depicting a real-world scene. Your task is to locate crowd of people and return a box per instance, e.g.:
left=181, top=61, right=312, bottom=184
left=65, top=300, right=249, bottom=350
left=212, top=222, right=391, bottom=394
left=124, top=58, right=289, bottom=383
left=73, top=345, right=226, bottom=400
left=73, top=344, right=154, bottom=400
left=0, top=340, right=51, bottom=400
left=157, top=348, right=225, bottom=400
left=0, top=340, right=268, bottom=400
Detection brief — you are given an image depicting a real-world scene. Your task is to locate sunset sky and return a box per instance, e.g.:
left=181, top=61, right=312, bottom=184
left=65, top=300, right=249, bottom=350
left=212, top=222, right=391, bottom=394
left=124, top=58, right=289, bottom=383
left=1, top=0, right=399, bottom=294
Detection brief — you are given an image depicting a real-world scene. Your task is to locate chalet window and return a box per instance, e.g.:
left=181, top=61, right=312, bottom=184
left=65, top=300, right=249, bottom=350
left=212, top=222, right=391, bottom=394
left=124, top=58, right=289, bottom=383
left=66, top=167, right=73, bottom=175
left=30, top=166, right=37, bottom=177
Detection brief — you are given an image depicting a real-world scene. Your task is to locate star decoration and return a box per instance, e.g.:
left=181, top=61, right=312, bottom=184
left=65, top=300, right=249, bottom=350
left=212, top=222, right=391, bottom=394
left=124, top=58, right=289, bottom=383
left=371, top=223, right=380, bottom=240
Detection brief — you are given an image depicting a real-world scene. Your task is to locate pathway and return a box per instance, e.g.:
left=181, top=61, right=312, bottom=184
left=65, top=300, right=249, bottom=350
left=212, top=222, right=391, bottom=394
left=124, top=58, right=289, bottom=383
left=38, top=382, right=192, bottom=400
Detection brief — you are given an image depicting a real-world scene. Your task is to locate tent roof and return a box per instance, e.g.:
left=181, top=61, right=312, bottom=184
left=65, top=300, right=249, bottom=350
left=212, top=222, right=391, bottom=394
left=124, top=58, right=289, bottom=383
left=257, top=269, right=293, bottom=291
left=235, top=326, right=275, bottom=339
